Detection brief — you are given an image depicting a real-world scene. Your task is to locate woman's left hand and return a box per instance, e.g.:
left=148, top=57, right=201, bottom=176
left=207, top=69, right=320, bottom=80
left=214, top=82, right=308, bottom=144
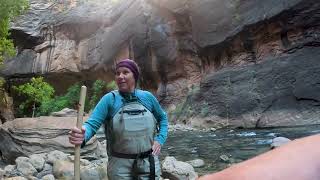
left=152, top=141, right=161, bottom=156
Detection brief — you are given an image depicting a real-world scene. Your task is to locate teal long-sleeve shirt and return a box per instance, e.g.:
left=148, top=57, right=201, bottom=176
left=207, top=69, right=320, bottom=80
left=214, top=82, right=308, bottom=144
left=83, top=89, right=168, bottom=146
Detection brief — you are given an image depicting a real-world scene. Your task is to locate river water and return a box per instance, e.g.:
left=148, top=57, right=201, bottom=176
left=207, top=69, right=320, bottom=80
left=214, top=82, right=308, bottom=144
left=160, top=125, right=320, bottom=176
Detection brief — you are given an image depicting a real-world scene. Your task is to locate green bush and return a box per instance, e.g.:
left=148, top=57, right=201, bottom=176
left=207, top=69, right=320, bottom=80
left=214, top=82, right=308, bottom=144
left=38, top=96, right=68, bottom=116
left=14, top=78, right=118, bottom=117
left=106, top=80, right=117, bottom=90
left=88, top=80, right=117, bottom=110
left=38, top=80, right=117, bottom=116
left=13, top=77, right=54, bottom=117
left=39, top=83, right=81, bottom=116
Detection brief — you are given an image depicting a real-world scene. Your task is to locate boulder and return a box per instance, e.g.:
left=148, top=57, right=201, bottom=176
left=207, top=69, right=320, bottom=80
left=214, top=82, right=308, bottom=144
left=186, top=159, right=205, bottom=168
left=162, top=156, right=198, bottom=180
left=15, top=157, right=37, bottom=177
left=4, top=165, right=16, bottom=174
left=29, top=154, right=45, bottom=172
left=271, top=137, right=291, bottom=149
left=52, top=160, right=74, bottom=179
left=0, top=117, right=97, bottom=163
left=80, top=163, right=108, bottom=180
left=50, top=108, right=78, bottom=117
left=47, top=150, right=69, bottom=165
left=36, top=163, right=53, bottom=179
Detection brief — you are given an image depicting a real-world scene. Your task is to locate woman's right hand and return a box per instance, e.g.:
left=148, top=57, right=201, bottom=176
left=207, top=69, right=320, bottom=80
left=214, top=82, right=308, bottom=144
left=68, top=126, right=86, bottom=145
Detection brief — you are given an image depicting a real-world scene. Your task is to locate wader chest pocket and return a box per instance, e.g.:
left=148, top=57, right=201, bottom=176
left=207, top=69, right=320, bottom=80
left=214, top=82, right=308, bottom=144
left=120, top=109, right=147, bottom=115
left=123, top=115, right=149, bottom=132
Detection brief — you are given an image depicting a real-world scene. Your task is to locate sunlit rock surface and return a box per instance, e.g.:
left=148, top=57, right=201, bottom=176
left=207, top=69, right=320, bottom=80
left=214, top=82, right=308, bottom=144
left=0, top=117, right=97, bottom=163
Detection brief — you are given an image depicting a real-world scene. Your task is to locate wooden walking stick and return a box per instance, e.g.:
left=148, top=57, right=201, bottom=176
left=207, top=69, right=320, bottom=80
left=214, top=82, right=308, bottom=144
left=75, top=85, right=87, bottom=180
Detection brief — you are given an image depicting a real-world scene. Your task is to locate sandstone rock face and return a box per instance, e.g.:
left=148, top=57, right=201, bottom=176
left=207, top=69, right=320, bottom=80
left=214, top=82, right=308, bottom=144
left=0, top=92, right=15, bottom=123
left=170, top=0, right=320, bottom=128
left=0, top=117, right=97, bottom=163
left=2, top=0, right=320, bottom=127
left=187, top=47, right=320, bottom=128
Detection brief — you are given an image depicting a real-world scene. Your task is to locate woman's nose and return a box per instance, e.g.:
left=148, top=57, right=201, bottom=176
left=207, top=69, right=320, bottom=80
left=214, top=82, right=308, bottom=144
left=118, top=73, right=124, bottom=79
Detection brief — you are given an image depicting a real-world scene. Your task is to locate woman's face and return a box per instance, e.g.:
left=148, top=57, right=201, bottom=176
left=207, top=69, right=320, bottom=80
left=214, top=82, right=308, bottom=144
left=115, top=67, right=136, bottom=93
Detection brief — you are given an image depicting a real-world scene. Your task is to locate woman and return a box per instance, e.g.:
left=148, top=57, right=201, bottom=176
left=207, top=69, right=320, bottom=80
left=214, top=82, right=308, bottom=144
left=69, top=59, right=168, bottom=180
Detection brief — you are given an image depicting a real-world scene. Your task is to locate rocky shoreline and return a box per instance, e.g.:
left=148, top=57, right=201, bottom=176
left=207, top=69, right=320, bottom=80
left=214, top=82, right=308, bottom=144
left=0, top=149, right=200, bottom=180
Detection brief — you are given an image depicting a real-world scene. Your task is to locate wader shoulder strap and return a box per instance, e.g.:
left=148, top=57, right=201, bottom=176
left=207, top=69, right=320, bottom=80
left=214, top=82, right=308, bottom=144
left=105, top=91, right=116, bottom=156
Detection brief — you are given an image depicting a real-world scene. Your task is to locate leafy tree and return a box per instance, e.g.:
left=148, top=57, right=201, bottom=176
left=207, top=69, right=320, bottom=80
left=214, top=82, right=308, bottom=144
left=89, top=80, right=117, bottom=110
left=39, top=80, right=118, bottom=116
left=39, top=83, right=81, bottom=116
left=106, top=80, right=117, bottom=90
left=13, top=77, right=54, bottom=117
left=39, top=96, right=68, bottom=116
left=0, top=0, right=29, bottom=63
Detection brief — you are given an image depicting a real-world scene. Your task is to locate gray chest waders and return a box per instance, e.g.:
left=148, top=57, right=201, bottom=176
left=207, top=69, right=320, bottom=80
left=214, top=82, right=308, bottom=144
left=106, top=100, right=157, bottom=179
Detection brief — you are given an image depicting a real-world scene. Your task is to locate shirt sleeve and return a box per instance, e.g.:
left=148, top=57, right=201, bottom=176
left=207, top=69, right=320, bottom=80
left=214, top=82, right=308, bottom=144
left=82, top=93, right=113, bottom=145
left=147, top=92, right=168, bottom=146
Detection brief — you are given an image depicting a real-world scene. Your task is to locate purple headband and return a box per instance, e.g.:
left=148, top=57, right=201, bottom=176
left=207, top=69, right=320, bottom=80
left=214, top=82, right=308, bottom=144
left=116, top=59, right=139, bottom=82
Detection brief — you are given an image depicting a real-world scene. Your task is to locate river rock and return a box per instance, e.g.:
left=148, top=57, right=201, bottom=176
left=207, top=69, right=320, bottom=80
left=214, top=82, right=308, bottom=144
left=47, top=150, right=69, bottom=165
left=95, top=140, right=108, bottom=158
left=80, top=163, right=108, bottom=180
left=219, top=154, right=230, bottom=162
left=1, top=149, right=110, bottom=179
left=0, top=117, right=97, bottom=163
left=15, top=157, right=37, bottom=177
left=52, top=160, right=74, bottom=179
left=4, top=165, right=16, bottom=174
left=50, top=108, right=78, bottom=117
left=41, top=174, right=55, bottom=180
left=29, top=154, right=45, bottom=172
left=271, top=137, right=292, bottom=149
left=80, top=159, right=91, bottom=166
left=36, top=163, right=53, bottom=179
left=186, top=159, right=205, bottom=168
left=169, top=124, right=196, bottom=132
left=162, top=156, right=198, bottom=180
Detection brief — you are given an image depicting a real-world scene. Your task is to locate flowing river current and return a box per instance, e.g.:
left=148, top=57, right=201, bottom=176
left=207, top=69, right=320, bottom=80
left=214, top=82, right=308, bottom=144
left=160, top=125, right=320, bottom=176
